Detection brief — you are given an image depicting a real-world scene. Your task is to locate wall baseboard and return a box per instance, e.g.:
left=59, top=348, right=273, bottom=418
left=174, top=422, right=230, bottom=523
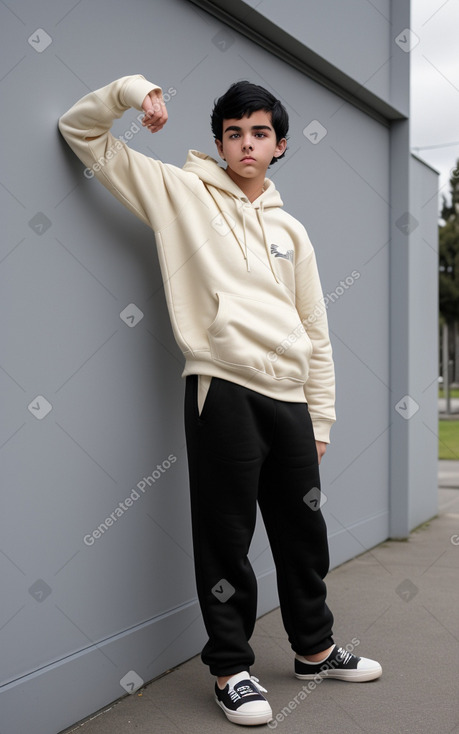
left=0, top=570, right=281, bottom=734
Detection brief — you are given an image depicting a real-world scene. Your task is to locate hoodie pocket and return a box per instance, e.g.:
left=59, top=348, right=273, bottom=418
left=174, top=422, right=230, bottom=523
left=207, top=292, right=312, bottom=383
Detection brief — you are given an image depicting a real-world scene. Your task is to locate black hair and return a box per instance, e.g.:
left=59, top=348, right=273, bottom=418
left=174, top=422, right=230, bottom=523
left=211, top=81, right=289, bottom=165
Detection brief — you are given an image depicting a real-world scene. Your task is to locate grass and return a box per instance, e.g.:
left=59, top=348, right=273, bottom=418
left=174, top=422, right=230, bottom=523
left=439, top=388, right=459, bottom=398
left=439, top=420, right=459, bottom=460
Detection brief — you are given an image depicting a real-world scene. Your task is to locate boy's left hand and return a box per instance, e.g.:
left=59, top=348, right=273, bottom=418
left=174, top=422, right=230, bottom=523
left=316, top=441, right=327, bottom=464
left=141, top=89, right=168, bottom=133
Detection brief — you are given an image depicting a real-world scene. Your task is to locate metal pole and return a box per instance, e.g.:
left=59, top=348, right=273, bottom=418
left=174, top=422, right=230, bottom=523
left=443, top=321, right=450, bottom=415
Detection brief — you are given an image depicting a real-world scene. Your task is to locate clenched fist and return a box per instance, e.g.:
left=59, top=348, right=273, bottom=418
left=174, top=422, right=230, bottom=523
left=141, top=88, right=168, bottom=133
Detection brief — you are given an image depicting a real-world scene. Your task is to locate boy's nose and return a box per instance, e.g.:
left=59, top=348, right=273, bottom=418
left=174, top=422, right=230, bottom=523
left=242, top=139, right=253, bottom=151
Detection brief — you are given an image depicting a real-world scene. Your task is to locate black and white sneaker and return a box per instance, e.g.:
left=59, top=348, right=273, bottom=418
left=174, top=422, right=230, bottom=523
left=295, top=645, right=382, bottom=682
left=215, top=671, right=273, bottom=726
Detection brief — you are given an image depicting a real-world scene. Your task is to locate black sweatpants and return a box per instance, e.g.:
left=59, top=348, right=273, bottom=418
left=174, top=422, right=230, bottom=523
left=184, top=375, right=334, bottom=677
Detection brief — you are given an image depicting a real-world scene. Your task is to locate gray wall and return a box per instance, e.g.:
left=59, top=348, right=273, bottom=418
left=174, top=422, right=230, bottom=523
left=407, top=155, right=439, bottom=530
left=228, top=0, right=393, bottom=104
left=0, top=1, right=437, bottom=733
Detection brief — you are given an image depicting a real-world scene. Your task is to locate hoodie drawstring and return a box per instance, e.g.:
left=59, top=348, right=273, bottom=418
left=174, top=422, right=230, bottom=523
left=204, top=184, right=279, bottom=283
left=241, top=206, right=250, bottom=272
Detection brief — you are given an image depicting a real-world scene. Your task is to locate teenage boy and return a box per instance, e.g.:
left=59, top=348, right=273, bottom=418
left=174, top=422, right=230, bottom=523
left=59, top=74, right=382, bottom=727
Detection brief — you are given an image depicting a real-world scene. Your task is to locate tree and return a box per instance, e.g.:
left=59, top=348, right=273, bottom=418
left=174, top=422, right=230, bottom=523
left=439, top=161, right=459, bottom=407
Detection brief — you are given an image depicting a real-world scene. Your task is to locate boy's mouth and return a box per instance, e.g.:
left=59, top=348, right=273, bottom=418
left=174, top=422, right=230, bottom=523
left=241, top=156, right=256, bottom=163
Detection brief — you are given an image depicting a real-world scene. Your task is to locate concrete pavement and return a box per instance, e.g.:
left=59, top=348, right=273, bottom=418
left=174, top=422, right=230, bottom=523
left=438, top=397, right=459, bottom=416
left=62, top=462, right=459, bottom=734
left=439, top=459, right=459, bottom=489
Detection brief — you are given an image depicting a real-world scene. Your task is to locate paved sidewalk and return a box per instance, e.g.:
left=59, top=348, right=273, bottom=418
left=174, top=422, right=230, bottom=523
left=63, top=466, right=459, bottom=734
left=439, top=459, right=459, bottom=489
left=439, top=396, right=459, bottom=416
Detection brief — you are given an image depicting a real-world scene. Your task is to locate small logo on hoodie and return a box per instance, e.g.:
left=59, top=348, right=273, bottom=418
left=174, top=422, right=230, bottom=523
left=271, top=244, right=294, bottom=263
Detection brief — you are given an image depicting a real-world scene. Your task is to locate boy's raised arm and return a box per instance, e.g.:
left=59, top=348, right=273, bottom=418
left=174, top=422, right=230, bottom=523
left=58, top=75, right=175, bottom=228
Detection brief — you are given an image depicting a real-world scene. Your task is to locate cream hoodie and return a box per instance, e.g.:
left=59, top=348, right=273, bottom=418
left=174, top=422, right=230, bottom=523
left=59, top=75, right=335, bottom=442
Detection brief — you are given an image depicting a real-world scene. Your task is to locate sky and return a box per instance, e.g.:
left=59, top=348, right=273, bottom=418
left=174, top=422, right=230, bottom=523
left=410, top=0, right=459, bottom=209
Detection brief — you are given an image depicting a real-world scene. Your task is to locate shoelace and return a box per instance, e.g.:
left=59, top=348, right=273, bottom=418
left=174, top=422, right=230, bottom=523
left=336, top=648, right=354, bottom=666
left=226, top=675, right=269, bottom=702
left=229, top=676, right=268, bottom=700
left=249, top=676, right=268, bottom=694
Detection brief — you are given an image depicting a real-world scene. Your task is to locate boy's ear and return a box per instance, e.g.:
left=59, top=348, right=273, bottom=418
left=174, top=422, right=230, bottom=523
left=215, top=139, right=225, bottom=160
left=274, top=137, right=287, bottom=159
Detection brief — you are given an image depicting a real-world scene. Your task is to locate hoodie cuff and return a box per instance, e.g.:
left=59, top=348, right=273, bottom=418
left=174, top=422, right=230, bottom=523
left=311, top=419, right=334, bottom=444
left=121, top=75, right=162, bottom=111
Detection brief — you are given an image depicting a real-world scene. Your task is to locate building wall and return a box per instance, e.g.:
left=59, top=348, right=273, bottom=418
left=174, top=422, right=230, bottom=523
left=224, top=0, right=393, bottom=104
left=407, top=156, right=439, bottom=530
left=0, top=1, right=436, bottom=733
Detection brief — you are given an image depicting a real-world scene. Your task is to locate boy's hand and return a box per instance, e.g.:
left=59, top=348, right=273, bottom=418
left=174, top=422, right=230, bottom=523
left=316, top=441, right=327, bottom=464
left=141, top=89, right=168, bottom=133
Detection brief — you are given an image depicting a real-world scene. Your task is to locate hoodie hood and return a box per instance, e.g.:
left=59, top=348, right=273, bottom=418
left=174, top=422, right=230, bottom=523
left=183, top=150, right=283, bottom=277
left=183, top=150, right=283, bottom=209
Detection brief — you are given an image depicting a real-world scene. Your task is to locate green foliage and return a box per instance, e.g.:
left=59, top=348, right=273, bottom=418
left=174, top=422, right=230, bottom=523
left=439, top=388, right=459, bottom=398
left=439, top=161, right=459, bottom=323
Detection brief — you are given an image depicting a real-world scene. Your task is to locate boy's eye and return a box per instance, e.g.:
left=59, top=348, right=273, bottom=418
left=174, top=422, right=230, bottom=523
left=228, top=132, right=267, bottom=139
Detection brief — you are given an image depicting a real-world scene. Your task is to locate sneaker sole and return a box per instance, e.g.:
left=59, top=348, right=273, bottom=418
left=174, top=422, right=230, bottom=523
left=295, top=665, right=382, bottom=683
left=215, top=696, right=273, bottom=725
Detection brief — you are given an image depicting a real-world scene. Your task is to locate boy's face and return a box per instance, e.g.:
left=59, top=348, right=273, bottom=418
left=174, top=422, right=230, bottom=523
left=215, top=110, right=286, bottom=181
